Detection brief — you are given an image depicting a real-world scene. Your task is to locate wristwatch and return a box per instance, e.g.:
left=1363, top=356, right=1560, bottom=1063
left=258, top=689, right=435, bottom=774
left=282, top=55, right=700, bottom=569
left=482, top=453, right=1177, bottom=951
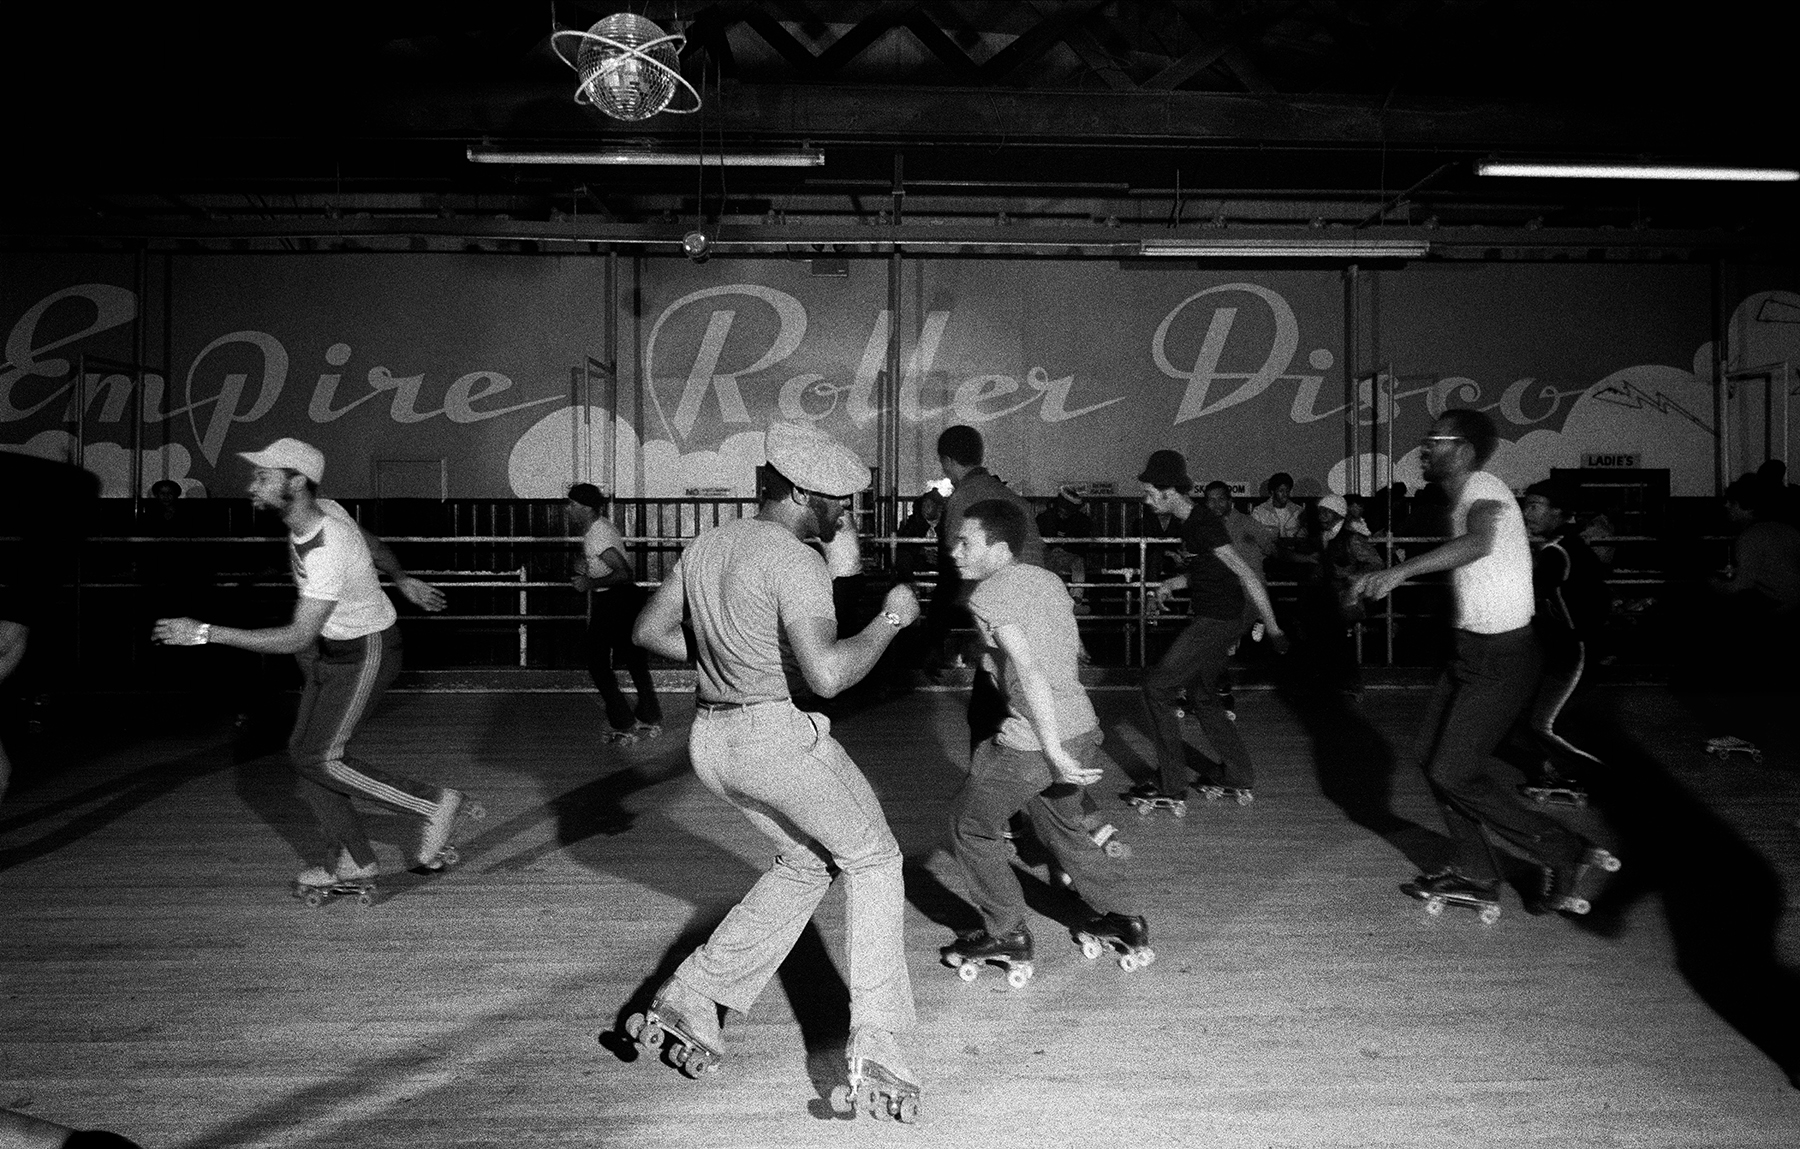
left=882, top=610, right=905, bottom=629
left=194, top=622, right=211, bottom=645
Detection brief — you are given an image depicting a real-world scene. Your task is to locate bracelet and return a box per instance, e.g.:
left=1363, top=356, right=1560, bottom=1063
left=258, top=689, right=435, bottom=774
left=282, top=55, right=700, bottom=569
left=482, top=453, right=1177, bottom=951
left=194, top=622, right=211, bottom=646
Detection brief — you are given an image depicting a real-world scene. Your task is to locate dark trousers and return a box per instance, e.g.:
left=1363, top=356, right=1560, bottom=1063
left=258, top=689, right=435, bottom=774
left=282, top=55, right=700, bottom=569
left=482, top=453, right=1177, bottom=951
left=290, top=626, right=438, bottom=868
left=1417, top=626, right=1581, bottom=882
left=949, top=731, right=1137, bottom=934
left=586, top=585, right=661, bottom=731
left=1142, top=614, right=1254, bottom=793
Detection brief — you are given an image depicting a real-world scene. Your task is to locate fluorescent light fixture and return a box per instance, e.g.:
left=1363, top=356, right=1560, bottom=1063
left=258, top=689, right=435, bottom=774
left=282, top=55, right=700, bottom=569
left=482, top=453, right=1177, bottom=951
left=466, top=146, right=824, bottom=168
left=1139, top=239, right=1430, bottom=259
left=1476, top=160, right=1798, bottom=182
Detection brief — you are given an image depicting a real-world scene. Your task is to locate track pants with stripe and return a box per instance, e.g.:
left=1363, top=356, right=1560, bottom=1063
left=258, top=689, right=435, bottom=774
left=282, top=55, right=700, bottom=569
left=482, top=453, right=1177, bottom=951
left=290, top=625, right=436, bottom=868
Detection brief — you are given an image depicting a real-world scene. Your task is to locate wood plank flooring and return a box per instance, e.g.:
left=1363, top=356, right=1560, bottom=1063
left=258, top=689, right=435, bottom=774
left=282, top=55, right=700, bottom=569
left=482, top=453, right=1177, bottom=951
left=1, top=682, right=1795, bottom=1148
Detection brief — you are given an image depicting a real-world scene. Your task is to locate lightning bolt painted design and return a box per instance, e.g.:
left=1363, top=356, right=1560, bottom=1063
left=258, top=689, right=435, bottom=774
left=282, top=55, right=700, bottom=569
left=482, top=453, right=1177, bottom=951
left=1590, top=380, right=1716, bottom=435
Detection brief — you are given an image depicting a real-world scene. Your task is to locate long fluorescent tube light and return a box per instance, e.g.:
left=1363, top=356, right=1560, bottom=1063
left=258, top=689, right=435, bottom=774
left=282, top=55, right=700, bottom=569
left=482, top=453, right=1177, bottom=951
left=467, top=146, right=824, bottom=168
left=1139, top=239, right=1430, bottom=259
left=1476, top=161, right=1798, bottom=182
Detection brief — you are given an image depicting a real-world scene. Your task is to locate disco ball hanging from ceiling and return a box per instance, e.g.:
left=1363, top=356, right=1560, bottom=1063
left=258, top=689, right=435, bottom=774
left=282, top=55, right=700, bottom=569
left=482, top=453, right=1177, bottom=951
left=551, top=13, right=701, bottom=122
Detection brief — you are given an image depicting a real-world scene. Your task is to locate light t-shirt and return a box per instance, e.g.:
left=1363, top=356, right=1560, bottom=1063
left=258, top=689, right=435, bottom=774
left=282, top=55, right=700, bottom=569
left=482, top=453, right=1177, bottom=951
left=1449, top=471, right=1533, bottom=634
left=292, top=499, right=397, bottom=640
left=582, top=517, right=630, bottom=592
left=1251, top=499, right=1304, bottom=539
left=967, top=562, right=1097, bottom=752
left=678, top=517, right=837, bottom=704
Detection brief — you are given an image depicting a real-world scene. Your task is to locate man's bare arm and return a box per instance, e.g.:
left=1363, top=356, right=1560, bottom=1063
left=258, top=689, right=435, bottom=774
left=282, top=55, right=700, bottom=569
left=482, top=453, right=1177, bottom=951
left=633, top=567, right=690, bottom=662
left=154, top=595, right=333, bottom=655
left=784, top=584, right=920, bottom=698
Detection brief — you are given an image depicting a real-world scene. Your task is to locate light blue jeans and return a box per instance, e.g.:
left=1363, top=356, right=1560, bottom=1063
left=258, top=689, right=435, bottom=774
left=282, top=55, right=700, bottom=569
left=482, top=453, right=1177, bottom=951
left=675, top=701, right=915, bottom=1034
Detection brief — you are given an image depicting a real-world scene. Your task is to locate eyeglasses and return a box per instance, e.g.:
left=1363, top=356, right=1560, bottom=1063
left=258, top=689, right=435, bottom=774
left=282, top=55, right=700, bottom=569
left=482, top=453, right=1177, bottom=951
left=1420, top=435, right=1465, bottom=447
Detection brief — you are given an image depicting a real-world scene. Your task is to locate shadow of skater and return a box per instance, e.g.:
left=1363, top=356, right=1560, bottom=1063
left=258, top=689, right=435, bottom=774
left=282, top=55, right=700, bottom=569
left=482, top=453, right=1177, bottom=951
left=1279, top=682, right=1442, bottom=870
left=1569, top=693, right=1800, bottom=1088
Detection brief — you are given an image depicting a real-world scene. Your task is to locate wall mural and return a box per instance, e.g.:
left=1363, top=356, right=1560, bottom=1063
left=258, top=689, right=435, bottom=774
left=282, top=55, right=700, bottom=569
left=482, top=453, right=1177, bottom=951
left=0, top=252, right=1772, bottom=503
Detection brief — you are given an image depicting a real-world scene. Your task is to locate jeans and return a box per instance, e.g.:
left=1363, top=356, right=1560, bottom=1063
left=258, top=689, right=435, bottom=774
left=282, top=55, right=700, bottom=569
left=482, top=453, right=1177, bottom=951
left=289, top=626, right=439, bottom=868
left=949, top=730, right=1138, bottom=934
left=1142, top=614, right=1254, bottom=793
left=676, top=701, right=915, bottom=1034
left=1417, top=626, right=1582, bottom=882
left=586, top=585, right=661, bottom=732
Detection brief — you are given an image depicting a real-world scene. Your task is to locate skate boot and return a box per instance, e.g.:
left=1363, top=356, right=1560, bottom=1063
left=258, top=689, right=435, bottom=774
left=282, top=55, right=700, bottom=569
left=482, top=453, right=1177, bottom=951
left=1123, top=782, right=1187, bottom=818
left=1518, top=765, right=1588, bottom=808
left=1196, top=784, right=1254, bottom=806
left=293, top=852, right=378, bottom=908
left=1705, top=735, right=1764, bottom=764
left=416, top=787, right=485, bottom=869
left=1401, top=868, right=1502, bottom=924
left=832, top=1027, right=920, bottom=1123
left=623, top=976, right=724, bottom=1078
left=940, top=926, right=1035, bottom=988
left=630, top=720, right=663, bottom=741
left=1073, top=912, right=1156, bottom=971
left=1529, top=843, right=1622, bottom=916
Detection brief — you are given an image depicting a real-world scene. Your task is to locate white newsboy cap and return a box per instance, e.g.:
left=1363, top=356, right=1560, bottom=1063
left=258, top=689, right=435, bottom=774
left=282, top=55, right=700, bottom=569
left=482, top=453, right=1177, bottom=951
left=1318, top=493, right=1348, bottom=517
left=765, top=421, right=871, bottom=498
left=240, top=438, right=325, bottom=484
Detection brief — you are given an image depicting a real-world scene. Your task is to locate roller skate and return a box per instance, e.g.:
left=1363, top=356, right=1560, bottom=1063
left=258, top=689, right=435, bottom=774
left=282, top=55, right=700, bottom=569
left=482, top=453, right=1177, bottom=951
left=1705, top=735, right=1764, bottom=764
left=1073, top=912, right=1156, bottom=972
left=831, top=1028, right=920, bottom=1123
left=1518, top=767, right=1588, bottom=808
left=292, top=852, right=378, bottom=908
left=1196, top=784, right=1254, bottom=806
left=940, top=926, right=1035, bottom=988
left=1402, top=869, right=1501, bottom=925
left=622, top=978, right=724, bottom=1079
left=1217, top=684, right=1237, bottom=722
left=416, top=787, right=486, bottom=869
left=1123, top=782, right=1187, bottom=818
left=1528, top=844, right=1622, bottom=916
left=604, top=722, right=659, bottom=746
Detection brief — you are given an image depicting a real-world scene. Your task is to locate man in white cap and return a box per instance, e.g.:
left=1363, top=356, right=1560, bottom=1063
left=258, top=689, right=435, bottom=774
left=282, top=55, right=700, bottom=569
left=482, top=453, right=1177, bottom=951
left=630, top=422, right=924, bottom=1120
left=152, top=438, right=466, bottom=900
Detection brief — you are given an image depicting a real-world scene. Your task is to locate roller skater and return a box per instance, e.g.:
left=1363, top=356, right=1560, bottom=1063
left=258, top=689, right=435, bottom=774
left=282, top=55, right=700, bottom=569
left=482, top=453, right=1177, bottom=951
left=629, top=423, right=921, bottom=1101
left=567, top=483, right=662, bottom=749
left=1134, top=450, right=1289, bottom=812
left=1073, top=912, right=1156, bottom=971
left=939, top=926, right=1035, bottom=988
left=1358, top=412, right=1620, bottom=924
left=151, top=438, right=464, bottom=892
left=943, top=499, right=1149, bottom=984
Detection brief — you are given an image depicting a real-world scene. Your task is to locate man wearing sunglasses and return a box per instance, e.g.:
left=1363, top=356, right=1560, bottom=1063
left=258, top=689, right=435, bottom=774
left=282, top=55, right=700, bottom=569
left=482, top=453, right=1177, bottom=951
left=1355, top=410, right=1619, bottom=921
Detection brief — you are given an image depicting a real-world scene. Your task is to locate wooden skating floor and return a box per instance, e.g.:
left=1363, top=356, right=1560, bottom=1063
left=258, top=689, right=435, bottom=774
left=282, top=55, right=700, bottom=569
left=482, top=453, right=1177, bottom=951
left=2, top=682, right=1796, bottom=1147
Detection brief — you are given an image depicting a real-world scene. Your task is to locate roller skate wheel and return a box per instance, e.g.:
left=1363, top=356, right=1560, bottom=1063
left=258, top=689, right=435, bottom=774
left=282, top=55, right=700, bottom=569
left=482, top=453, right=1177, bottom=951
left=1172, top=801, right=1188, bottom=817
left=639, top=1020, right=665, bottom=1051
left=1478, top=904, right=1502, bottom=925
left=1236, top=791, right=1253, bottom=806
left=1118, top=953, right=1139, bottom=972
left=829, top=1084, right=855, bottom=1113
left=896, top=1094, right=919, bottom=1123
left=1139, top=947, right=1157, bottom=966
left=355, top=889, right=374, bottom=907
left=303, top=889, right=325, bottom=908
left=956, top=962, right=979, bottom=982
left=1104, top=839, right=1130, bottom=859
left=1005, top=965, right=1032, bottom=990
left=624, top=1012, right=644, bottom=1041
left=1564, top=896, right=1591, bottom=915
left=1079, top=937, right=1103, bottom=961
left=464, top=802, right=487, bottom=820
left=1751, top=751, right=1764, bottom=763
left=1596, top=851, right=1621, bottom=873
left=437, top=847, right=460, bottom=867
left=1424, top=898, right=1444, bottom=916
left=1135, top=803, right=1153, bottom=817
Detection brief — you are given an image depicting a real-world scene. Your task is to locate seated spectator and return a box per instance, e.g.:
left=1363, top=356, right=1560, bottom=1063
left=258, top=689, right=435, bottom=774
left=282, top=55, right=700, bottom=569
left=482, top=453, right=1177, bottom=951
left=1344, top=494, right=1372, bottom=537
left=1037, top=486, right=1096, bottom=610
left=896, top=489, right=946, bottom=580
left=1251, top=471, right=1304, bottom=542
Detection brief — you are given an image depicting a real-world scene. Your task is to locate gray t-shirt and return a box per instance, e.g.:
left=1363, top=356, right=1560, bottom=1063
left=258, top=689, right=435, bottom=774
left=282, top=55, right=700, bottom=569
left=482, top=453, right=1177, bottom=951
left=967, top=561, right=1097, bottom=751
left=678, top=516, right=837, bottom=704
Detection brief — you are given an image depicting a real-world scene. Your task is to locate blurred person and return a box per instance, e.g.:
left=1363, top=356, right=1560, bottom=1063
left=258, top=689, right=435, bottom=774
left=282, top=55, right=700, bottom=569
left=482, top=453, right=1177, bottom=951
left=1036, top=485, right=1096, bottom=611
left=568, top=482, right=661, bottom=745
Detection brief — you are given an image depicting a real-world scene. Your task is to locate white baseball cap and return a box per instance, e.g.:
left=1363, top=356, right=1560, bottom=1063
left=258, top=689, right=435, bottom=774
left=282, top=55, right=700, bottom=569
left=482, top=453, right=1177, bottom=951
left=1318, top=493, right=1348, bottom=518
left=240, top=438, right=325, bottom=484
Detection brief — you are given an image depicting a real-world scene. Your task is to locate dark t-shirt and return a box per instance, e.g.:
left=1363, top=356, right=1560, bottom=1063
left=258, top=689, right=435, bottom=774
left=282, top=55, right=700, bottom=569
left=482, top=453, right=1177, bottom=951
left=1181, top=509, right=1245, bottom=620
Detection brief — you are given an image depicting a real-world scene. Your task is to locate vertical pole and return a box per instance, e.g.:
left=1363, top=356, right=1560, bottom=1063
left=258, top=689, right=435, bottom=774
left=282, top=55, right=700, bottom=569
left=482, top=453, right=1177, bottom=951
left=1344, top=262, right=1359, bottom=496
left=132, top=247, right=146, bottom=508
left=883, top=151, right=905, bottom=537
left=607, top=248, right=621, bottom=499
left=1712, top=258, right=1728, bottom=495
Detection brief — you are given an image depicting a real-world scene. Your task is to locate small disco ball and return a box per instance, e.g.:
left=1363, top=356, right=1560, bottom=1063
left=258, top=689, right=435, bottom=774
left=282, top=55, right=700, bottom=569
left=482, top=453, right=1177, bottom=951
left=574, top=13, right=683, bottom=122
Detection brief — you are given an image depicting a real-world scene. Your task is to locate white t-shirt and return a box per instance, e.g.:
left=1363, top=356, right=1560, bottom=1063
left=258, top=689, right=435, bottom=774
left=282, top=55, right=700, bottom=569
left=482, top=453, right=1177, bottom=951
left=1450, top=471, right=1533, bottom=634
left=582, top=517, right=630, bottom=592
left=291, top=499, right=397, bottom=640
left=1251, top=499, right=1304, bottom=539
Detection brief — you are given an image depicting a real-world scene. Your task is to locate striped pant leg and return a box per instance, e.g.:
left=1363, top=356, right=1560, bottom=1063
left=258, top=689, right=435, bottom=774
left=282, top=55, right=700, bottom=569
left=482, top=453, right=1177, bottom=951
left=289, top=627, right=435, bottom=867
